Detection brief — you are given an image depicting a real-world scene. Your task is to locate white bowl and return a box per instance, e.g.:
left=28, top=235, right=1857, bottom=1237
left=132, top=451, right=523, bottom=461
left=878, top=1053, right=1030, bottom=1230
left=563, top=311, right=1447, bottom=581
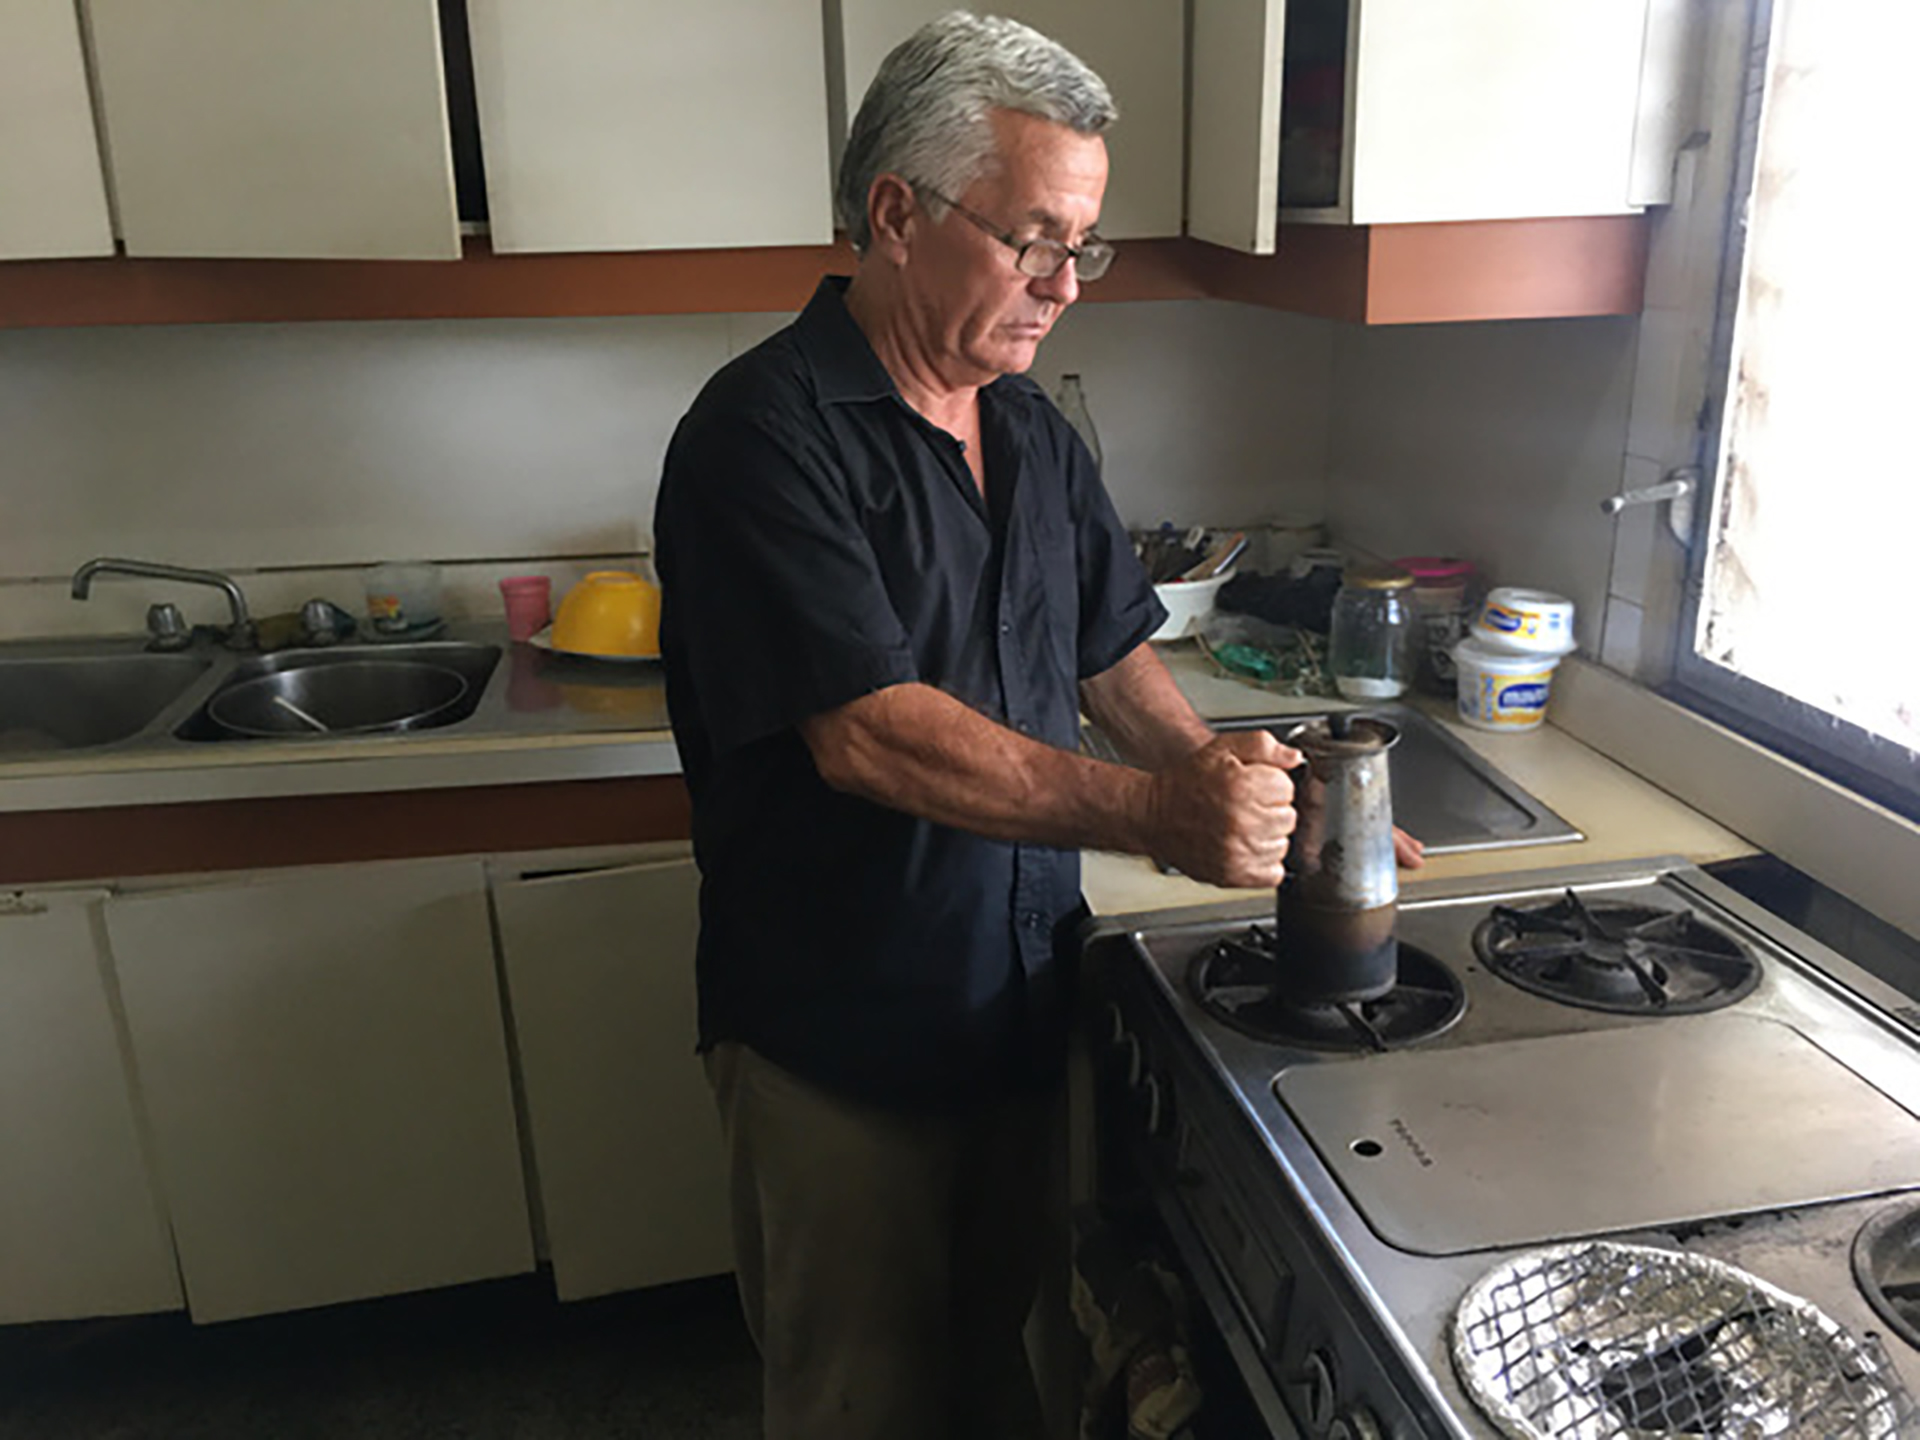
left=1150, top=569, right=1235, bottom=642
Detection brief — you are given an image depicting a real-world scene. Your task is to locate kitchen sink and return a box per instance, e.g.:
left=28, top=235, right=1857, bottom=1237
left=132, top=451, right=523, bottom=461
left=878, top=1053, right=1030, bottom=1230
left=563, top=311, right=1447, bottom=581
left=0, top=652, right=216, bottom=753
left=174, top=642, right=501, bottom=741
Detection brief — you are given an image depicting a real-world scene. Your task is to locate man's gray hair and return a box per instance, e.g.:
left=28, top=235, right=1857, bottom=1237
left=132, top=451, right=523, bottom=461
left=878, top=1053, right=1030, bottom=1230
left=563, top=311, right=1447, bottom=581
left=837, top=11, right=1117, bottom=251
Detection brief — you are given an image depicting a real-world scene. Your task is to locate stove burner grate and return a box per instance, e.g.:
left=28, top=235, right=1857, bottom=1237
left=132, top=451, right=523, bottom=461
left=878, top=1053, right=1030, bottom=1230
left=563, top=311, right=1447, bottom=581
left=1190, top=927, right=1464, bottom=1052
left=1473, top=890, right=1761, bottom=1016
left=1854, top=1197, right=1920, bottom=1352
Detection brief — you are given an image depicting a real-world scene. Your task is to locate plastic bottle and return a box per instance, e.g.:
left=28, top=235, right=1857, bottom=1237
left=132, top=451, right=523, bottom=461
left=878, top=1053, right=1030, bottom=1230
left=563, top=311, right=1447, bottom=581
left=1053, top=373, right=1103, bottom=471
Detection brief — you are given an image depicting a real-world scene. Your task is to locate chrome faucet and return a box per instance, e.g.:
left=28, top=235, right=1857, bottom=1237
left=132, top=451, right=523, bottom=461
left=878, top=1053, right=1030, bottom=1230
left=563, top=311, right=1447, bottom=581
left=71, top=556, right=257, bottom=649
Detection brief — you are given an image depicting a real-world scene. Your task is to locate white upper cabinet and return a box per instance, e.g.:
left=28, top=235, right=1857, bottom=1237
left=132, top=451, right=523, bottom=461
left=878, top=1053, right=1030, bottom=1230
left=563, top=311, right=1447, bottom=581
left=0, top=0, right=114, bottom=259
left=83, top=0, right=461, bottom=259
left=468, top=0, right=832, bottom=253
left=1191, top=0, right=1685, bottom=253
left=835, top=1, right=1185, bottom=241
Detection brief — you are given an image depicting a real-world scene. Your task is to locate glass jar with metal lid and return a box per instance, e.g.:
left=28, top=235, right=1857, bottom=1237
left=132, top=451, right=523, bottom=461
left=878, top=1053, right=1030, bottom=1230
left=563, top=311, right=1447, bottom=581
left=1327, top=565, right=1416, bottom=700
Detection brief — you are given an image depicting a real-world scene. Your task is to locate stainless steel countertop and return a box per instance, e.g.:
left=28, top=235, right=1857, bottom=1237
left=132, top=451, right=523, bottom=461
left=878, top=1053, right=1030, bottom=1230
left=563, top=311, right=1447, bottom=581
left=0, top=621, right=681, bottom=813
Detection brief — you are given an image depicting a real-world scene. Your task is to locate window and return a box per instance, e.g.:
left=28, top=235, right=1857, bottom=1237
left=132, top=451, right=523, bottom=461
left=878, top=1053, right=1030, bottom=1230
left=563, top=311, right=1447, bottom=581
left=1675, top=0, right=1920, bottom=817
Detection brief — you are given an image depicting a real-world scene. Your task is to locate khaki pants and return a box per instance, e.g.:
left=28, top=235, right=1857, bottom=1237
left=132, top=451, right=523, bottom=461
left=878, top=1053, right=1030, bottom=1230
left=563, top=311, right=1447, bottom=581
left=705, top=1042, right=1060, bottom=1440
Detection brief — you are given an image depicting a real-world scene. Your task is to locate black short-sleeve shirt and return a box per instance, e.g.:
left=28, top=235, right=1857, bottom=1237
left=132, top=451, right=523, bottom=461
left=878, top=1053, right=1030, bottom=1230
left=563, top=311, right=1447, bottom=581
left=653, top=277, right=1164, bottom=1112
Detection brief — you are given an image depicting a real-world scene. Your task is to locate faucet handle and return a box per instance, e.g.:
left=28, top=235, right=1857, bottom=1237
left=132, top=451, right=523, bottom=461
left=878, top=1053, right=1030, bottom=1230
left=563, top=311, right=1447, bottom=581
left=145, top=602, right=192, bottom=652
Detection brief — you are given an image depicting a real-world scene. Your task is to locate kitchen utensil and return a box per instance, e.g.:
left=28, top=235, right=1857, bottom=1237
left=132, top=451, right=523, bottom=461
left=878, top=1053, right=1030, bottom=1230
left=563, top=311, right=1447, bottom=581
left=269, top=693, right=329, bottom=732
left=499, top=575, right=552, bottom=643
left=1452, top=637, right=1562, bottom=731
left=1275, top=715, right=1401, bottom=1003
left=1180, top=531, right=1248, bottom=581
left=550, top=571, right=661, bottom=659
left=1472, top=586, right=1576, bottom=656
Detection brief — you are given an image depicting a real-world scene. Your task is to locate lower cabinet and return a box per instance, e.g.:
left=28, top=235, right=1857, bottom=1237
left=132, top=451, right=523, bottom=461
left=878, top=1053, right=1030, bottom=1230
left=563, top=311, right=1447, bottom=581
left=0, top=889, right=181, bottom=1323
left=102, top=859, right=534, bottom=1323
left=491, top=848, right=733, bottom=1300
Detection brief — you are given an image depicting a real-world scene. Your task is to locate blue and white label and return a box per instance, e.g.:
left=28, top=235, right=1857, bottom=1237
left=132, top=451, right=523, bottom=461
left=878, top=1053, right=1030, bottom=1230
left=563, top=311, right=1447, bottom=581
left=1499, top=682, right=1550, bottom=711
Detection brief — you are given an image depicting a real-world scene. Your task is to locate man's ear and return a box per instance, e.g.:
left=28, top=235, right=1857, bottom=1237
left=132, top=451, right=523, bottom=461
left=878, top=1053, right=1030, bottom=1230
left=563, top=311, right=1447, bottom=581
left=866, top=174, right=920, bottom=266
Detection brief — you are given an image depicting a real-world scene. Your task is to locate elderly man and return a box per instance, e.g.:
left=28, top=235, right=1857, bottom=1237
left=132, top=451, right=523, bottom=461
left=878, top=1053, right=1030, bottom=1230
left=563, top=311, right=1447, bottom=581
left=653, top=13, right=1350, bottom=1438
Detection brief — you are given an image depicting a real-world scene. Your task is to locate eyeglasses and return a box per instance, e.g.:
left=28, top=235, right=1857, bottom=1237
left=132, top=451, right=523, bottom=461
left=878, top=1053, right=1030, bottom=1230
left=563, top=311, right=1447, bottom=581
left=914, top=184, right=1115, bottom=282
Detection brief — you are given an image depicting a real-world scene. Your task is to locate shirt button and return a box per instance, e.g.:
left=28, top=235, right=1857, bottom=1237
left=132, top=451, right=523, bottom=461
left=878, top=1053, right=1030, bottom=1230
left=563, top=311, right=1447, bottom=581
left=1024, top=911, right=1045, bottom=930
left=999, top=621, right=1012, bottom=635
left=1015, top=720, right=1031, bottom=735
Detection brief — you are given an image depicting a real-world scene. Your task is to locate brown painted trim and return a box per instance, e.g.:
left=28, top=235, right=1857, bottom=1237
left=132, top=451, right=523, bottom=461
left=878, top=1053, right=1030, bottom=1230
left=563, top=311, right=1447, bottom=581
left=0, top=235, right=1205, bottom=328
left=0, top=222, right=1643, bottom=329
left=0, top=775, right=692, bottom=886
left=1185, top=228, right=1375, bottom=323
left=1361, top=216, right=1650, bottom=324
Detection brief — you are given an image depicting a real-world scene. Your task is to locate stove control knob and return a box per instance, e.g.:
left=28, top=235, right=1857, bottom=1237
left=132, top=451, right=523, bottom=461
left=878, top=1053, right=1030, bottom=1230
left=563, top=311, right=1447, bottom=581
left=1301, top=1349, right=1338, bottom=1432
left=1328, top=1406, right=1383, bottom=1440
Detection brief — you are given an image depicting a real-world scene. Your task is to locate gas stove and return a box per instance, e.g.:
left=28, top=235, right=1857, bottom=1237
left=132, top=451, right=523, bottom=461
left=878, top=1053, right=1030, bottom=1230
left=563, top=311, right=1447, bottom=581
left=1085, top=855, right=1920, bottom=1439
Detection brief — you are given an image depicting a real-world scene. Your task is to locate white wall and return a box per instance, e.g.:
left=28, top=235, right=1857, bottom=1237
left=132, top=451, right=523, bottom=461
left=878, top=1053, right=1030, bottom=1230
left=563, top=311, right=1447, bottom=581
left=0, top=300, right=1336, bottom=640
left=1325, top=315, right=1640, bottom=657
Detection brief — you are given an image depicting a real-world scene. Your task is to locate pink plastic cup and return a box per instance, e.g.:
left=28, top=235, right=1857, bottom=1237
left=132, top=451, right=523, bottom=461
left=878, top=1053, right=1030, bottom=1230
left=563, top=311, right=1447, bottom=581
left=499, top=575, right=553, bottom=643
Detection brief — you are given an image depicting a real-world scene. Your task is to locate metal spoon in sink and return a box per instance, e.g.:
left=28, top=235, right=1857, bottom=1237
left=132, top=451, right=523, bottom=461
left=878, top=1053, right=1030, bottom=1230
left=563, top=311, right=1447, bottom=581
left=271, top=694, right=331, bottom=733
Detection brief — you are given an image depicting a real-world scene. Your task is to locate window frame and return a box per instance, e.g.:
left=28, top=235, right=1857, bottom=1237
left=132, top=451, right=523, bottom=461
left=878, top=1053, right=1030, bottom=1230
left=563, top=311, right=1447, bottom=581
left=1667, top=0, right=1920, bottom=822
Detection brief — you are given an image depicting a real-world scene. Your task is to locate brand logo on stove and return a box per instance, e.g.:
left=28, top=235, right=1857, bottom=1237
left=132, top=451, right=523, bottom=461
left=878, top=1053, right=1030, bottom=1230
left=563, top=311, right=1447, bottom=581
left=1389, top=1116, right=1435, bottom=1168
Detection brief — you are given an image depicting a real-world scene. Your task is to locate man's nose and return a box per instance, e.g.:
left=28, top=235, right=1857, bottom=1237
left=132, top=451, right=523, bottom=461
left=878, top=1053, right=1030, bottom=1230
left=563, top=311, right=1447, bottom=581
left=1030, top=259, right=1080, bottom=306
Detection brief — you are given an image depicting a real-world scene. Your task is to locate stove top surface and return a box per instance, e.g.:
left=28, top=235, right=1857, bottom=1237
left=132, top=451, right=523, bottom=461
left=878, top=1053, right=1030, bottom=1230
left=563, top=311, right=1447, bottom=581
left=1098, top=856, right=1920, bottom=1434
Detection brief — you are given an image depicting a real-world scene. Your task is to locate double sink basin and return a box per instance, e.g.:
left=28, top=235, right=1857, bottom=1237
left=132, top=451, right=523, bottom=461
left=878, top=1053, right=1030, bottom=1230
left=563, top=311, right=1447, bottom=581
left=0, top=627, right=668, bottom=760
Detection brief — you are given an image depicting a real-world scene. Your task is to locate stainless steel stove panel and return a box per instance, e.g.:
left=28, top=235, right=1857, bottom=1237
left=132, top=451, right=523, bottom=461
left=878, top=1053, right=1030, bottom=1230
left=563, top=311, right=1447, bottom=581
left=1089, top=856, right=1920, bottom=1439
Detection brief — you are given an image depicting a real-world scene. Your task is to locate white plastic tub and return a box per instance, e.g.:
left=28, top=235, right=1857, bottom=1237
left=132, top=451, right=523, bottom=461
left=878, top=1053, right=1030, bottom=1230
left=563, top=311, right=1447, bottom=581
left=1471, top=587, right=1576, bottom=656
left=1452, top=638, right=1562, bottom=731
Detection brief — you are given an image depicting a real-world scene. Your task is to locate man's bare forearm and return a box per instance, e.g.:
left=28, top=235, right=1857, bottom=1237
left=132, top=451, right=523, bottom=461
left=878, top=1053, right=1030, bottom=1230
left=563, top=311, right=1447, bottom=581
left=801, top=674, right=1301, bottom=889
left=1078, top=642, right=1215, bottom=770
left=802, top=683, right=1157, bottom=854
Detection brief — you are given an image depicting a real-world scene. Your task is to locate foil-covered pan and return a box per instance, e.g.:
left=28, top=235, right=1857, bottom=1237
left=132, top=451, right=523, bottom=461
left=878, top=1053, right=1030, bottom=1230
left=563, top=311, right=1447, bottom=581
left=1450, top=1241, right=1915, bottom=1438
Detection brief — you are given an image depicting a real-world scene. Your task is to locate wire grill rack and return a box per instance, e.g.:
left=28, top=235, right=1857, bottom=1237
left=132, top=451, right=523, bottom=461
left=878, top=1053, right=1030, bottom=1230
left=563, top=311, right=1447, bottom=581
left=1451, top=1241, right=1917, bottom=1439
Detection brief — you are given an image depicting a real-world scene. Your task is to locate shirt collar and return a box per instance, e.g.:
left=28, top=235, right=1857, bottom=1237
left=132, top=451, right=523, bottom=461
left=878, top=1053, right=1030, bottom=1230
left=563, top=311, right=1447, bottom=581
left=795, top=275, right=1033, bottom=414
left=795, top=276, right=900, bottom=406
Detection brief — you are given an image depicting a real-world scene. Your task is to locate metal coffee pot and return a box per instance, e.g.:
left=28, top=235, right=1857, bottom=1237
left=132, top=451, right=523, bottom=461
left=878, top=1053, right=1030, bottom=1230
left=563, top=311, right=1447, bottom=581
left=1275, top=715, right=1402, bottom=1004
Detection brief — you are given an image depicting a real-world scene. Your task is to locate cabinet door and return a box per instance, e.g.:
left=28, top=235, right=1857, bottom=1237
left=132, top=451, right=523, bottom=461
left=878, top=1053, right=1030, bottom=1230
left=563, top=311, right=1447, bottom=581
left=1346, top=0, right=1652, bottom=224
left=468, top=0, right=831, bottom=253
left=1187, top=0, right=1288, bottom=252
left=0, top=0, right=114, bottom=259
left=836, top=2, right=1184, bottom=240
left=492, top=851, right=732, bottom=1300
left=103, top=860, right=532, bottom=1323
left=1023, top=0, right=1185, bottom=240
left=0, top=890, right=180, bottom=1323
left=84, top=0, right=460, bottom=259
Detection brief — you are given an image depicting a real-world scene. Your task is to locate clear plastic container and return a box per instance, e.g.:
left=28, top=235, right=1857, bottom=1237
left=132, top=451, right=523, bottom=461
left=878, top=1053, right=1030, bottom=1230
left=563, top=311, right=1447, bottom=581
left=1392, top=555, right=1477, bottom=695
left=1327, top=565, right=1416, bottom=700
